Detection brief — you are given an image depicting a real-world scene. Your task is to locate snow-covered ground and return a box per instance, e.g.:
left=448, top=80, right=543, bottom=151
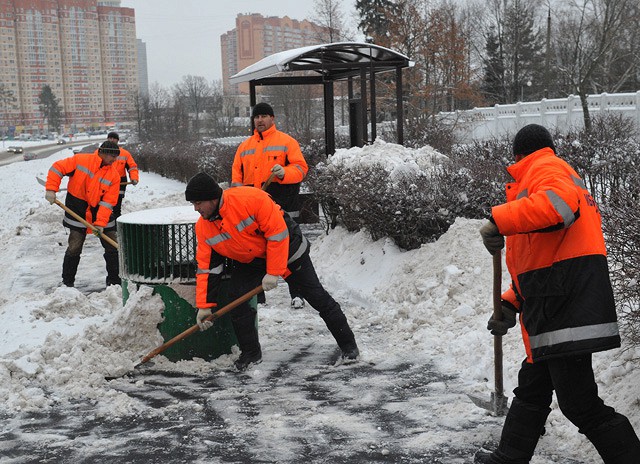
left=0, top=140, right=637, bottom=463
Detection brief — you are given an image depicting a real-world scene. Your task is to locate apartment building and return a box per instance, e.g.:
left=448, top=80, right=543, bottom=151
left=0, top=0, right=138, bottom=134
left=136, top=38, right=148, bottom=97
left=221, top=13, right=328, bottom=96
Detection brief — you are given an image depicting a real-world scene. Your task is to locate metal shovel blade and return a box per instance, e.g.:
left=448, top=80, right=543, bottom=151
left=468, top=391, right=509, bottom=416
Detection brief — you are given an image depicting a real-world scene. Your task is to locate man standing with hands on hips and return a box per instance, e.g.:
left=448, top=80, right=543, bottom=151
left=231, top=102, right=308, bottom=309
left=477, top=124, right=640, bottom=463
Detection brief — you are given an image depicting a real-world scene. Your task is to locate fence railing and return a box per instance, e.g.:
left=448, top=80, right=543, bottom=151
left=441, top=91, right=640, bottom=141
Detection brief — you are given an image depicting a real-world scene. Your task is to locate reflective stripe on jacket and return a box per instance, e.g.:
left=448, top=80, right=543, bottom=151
left=491, top=147, right=619, bottom=362
left=46, top=153, right=120, bottom=229
left=194, top=187, right=291, bottom=309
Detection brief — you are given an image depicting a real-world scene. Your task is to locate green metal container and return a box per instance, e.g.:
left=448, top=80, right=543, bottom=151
left=117, top=206, right=254, bottom=362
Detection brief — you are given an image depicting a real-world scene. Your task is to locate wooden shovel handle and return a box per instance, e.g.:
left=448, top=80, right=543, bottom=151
left=139, top=285, right=264, bottom=364
left=262, top=172, right=277, bottom=191
left=493, top=250, right=504, bottom=398
left=54, top=199, right=119, bottom=249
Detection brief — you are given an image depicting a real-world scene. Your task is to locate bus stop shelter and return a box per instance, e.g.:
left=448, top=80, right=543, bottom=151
left=229, top=42, right=414, bottom=155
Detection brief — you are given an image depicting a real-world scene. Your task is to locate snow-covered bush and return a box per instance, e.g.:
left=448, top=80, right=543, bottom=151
left=130, top=140, right=236, bottom=184
left=308, top=139, right=507, bottom=250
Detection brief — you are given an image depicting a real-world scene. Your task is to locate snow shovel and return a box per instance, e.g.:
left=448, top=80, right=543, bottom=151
left=468, top=251, right=509, bottom=416
left=106, top=285, right=264, bottom=380
left=53, top=199, right=119, bottom=249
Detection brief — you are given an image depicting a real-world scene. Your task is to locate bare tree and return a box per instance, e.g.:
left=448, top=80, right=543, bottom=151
left=174, top=75, right=212, bottom=137
left=144, top=82, right=172, bottom=141
left=0, top=84, right=17, bottom=136
left=312, top=0, right=353, bottom=42
left=207, top=80, right=244, bottom=137
left=554, top=0, right=636, bottom=132
left=270, top=85, right=322, bottom=144
left=129, top=90, right=148, bottom=140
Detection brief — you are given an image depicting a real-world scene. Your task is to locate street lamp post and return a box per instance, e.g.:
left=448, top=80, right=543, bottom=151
left=521, top=80, right=532, bottom=101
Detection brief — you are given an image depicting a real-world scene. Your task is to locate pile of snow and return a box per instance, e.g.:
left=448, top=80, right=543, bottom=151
left=323, top=138, right=448, bottom=179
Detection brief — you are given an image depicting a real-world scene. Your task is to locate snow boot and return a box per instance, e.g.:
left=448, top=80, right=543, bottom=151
left=320, top=307, right=359, bottom=360
left=62, top=254, right=80, bottom=287
left=478, top=398, right=550, bottom=464
left=231, top=310, right=262, bottom=371
left=104, top=251, right=121, bottom=286
left=586, top=414, right=640, bottom=464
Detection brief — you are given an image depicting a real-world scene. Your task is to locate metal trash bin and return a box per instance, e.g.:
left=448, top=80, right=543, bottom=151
left=117, top=206, right=254, bottom=362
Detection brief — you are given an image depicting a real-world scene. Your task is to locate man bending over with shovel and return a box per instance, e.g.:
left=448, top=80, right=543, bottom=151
left=185, top=172, right=359, bottom=371
left=477, top=124, right=640, bottom=464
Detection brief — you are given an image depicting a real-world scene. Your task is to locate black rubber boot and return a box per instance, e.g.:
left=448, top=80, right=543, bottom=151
left=321, top=308, right=359, bottom=360
left=231, top=310, right=262, bottom=371
left=62, top=254, right=80, bottom=287
left=104, top=252, right=121, bottom=286
left=485, top=398, right=551, bottom=464
left=586, top=414, right=640, bottom=464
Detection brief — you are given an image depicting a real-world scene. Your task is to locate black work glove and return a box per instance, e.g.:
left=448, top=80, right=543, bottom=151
left=479, top=220, right=504, bottom=255
left=487, top=305, right=517, bottom=336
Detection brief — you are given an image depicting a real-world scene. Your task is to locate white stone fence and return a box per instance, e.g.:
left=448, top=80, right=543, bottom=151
left=441, top=91, right=640, bottom=142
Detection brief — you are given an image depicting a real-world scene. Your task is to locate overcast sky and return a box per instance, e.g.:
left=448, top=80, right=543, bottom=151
left=120, top=0, right=359, bottom=89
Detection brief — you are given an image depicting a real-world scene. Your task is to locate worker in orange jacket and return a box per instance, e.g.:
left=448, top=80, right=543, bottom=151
left=45, top=141, right=121, bottom=288
left=476, top=124, right=640, bottom=464
left=186, top=172, right=359, bottom=371
left=107, top=131, right=139, bottom=219
left=231, top=102, right=309, bottom=310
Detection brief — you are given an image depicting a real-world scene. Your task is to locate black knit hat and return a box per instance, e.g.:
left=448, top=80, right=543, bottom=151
left=251, top=102, right=274, bottom=118
left=185, top=172, right=222, bottom=202
left=99, top=140, right=120, bottom=156
left=107, top=131, right=119, bottom=140
left=512, top=124, right=556, bottom=157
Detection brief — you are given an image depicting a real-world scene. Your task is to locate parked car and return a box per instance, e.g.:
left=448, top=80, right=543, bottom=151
left=23, top=152, right=38, bottom=161
left=56, top=139, right=66, bottom=145
left=7, top=146, right=23, bottom=154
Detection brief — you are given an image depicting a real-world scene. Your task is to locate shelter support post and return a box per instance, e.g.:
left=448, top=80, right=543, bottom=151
left=370, top=56, right=377, bottom=142
left=360, top=67, right=368, bottom=143
left=396, top=67, right=404, bottom=145
left=324, top=81, right=335, bottom=155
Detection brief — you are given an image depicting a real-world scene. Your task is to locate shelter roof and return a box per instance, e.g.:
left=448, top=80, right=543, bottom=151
left=229, top=42, right=414, bottom=84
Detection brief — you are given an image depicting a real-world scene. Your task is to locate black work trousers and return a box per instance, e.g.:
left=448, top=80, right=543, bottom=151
left=513, top=354, right=617, bottom=436
left=227, top=253, right=355, bottom=350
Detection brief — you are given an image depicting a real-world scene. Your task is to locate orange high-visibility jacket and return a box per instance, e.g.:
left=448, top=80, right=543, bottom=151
left=194, top=187, right=290, bottom=309
left=231, top=124, right=308, bottom=189
left=112, top=146, right=139, bottom=193
left=46, top=152, right=120, bottom=229
left=492, top=147, right=619, bottom=362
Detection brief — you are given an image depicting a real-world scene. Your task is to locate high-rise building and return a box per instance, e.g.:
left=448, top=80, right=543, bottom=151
left=221, top=13, right=329, bottom=96
left=0, top=0, right=138, bottom=134
left=137, top=39, right=148, bottom=97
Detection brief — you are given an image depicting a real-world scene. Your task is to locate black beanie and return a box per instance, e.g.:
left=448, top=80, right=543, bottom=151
left=107, top=131, right=119, bottom=140
left=185, top=172, right=222, bottom=202
left=251, top=102, right=274, bottom=118
left=99, top=140, right=120, bottom=156
left=512, top=124, right=556, bottom=157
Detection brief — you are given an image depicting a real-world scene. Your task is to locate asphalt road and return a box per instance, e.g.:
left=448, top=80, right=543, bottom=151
left=0, top=140, right=92, bottom=167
